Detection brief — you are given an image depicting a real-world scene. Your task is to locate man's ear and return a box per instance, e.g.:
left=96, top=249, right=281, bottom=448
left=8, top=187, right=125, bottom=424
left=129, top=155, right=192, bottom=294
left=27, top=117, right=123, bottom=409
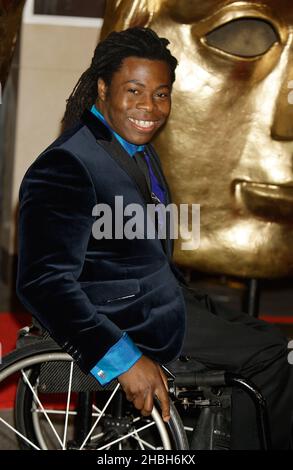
left=97, top=78, right=107, bottom=102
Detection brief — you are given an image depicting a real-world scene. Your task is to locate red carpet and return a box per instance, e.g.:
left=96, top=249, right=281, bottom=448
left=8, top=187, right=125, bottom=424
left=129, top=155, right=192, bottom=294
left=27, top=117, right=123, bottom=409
left=0, top=312, right=31, bottom=408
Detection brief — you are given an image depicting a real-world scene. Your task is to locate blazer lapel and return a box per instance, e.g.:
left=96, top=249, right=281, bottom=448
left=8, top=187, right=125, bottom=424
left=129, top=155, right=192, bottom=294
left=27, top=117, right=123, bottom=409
left=99, top=138, right=154, bottom=206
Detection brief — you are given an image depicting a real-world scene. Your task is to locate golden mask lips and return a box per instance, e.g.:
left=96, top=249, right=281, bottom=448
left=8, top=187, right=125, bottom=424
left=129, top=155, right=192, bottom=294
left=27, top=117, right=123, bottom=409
left=235, top=181, right=293, bottom=222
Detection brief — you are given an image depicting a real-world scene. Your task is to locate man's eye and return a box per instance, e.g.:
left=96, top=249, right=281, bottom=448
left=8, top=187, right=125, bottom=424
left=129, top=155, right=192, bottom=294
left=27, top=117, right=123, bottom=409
left=204, top=18, right=279, bottom=58
left=128, top=88, right=139, bottom=94
left=156, top=92, right=169, bottom=99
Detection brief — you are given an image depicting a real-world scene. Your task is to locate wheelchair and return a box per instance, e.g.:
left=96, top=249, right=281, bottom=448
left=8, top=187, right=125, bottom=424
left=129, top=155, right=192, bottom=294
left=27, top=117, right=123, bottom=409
left=0, top=323, right=272, bottom=450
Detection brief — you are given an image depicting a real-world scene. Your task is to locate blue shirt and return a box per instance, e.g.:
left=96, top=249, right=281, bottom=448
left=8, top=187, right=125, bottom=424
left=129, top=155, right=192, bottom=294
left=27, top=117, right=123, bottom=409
left=90, top=332, right=142, bottom=386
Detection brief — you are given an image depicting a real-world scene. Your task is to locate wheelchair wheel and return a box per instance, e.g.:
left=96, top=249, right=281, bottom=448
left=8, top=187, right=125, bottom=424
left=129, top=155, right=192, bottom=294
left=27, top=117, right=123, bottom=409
left=0, top=341, right=188, bottom=450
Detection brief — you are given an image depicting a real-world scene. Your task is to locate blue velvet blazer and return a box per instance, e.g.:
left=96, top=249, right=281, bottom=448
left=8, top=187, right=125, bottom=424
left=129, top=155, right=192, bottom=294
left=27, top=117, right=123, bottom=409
left=16, top=110, right=186, bottom=373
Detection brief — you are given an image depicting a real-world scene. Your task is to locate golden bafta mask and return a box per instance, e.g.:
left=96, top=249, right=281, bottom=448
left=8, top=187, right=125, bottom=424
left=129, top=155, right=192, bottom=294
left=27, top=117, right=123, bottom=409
left=0, top=0, right=25, bottom=88
left=102, top=0, right=293, bottom=278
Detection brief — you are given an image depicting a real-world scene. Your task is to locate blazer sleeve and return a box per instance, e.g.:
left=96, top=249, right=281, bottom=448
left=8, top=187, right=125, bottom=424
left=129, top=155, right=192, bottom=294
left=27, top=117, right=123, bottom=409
left=16, top=148, right=124, bottom=373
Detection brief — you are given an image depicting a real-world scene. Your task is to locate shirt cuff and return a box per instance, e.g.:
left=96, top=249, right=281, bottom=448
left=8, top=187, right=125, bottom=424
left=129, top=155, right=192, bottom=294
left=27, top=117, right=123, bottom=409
left=90, top=332, right=142, bottom=385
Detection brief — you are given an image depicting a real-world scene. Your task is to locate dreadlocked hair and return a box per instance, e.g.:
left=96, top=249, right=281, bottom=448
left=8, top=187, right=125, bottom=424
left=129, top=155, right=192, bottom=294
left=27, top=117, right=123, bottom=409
left=62, top=27, right=178, bottom=130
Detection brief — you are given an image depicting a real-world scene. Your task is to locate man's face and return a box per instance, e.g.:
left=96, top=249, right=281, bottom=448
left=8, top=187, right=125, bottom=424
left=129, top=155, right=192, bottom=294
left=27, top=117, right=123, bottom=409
left=97, top=57, right=172, bottom=145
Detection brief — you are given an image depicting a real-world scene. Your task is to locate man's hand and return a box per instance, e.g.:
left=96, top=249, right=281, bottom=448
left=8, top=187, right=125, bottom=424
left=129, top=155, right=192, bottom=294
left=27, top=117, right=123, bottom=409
left=118, top=355, right=170, bottom=422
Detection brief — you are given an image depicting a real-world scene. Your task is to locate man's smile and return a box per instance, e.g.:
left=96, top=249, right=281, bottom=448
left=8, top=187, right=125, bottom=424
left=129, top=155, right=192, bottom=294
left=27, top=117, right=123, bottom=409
left=128, top=117, right=160, bottom=132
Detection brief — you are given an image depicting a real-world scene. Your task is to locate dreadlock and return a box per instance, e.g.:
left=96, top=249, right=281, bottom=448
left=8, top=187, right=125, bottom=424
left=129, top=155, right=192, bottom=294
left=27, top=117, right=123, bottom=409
left=62, top=27, right=178, bottom=130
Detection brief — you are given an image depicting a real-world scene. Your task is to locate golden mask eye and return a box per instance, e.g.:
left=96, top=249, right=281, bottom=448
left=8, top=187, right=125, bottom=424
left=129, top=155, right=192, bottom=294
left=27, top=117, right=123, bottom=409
left=204, top=18, right=279, bottom=58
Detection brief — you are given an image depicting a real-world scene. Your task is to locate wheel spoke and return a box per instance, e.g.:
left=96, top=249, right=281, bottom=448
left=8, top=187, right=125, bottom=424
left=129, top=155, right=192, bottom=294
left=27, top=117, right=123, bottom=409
left=130, top=415, right=165, bottom=450
left=79, top=383, right=120, bottom=450
left=0, top=416, right=40, bottom=450
left=132, top=430, right=145, bottom=449
left=92, top=403, right=102, bottom=415
left=34, top=409, right=77, bottom=416
left=96, top=420, right=156, bottom=450
left=34, top=409, right=100, bottom=418
left=21, top=369, right=63, bottom=448
left=62, top=361, right=73, bottom=450
left=132, top=433, right=162, bottom=450
left=184, top=426, right=194, bottom=432
left=32, top=398, right=49, bottom=450
left=89, top=431, right=105, bottom=440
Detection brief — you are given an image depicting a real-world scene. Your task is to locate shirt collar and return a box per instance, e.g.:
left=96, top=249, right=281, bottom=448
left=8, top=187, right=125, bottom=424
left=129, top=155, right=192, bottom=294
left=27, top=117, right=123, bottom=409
left=90, top=105, right=145, bottom=157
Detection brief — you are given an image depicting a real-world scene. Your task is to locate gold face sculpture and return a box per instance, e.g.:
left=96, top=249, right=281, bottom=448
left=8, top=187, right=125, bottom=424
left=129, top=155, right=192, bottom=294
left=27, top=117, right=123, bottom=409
left=0, top=1, right=25, bottom=88
left=102, top=0, right=293, bottom=278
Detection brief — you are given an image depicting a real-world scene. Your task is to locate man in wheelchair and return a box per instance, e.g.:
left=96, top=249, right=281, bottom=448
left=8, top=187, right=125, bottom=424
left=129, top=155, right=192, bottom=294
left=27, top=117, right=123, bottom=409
left=16, top=27, right=293, bottom=449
